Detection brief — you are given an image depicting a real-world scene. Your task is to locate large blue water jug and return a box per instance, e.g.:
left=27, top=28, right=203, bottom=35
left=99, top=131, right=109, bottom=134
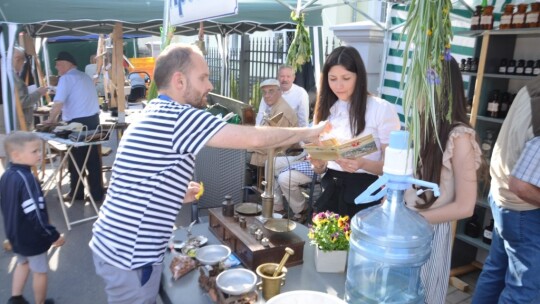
left=344, top=131, right=437, bottom=304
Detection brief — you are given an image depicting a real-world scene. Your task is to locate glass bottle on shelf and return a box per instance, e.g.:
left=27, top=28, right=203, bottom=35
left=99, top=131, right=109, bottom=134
left=483, top=219, right=494, bottom=245
left=516, top=59, right=526, bottom=74
left=465, top=214, right=481, bottom=238
left=526, top=2, right=540, bottom=28
left=460, top=58, right=467, bottom=71
left=464, top=58, right=472, bottom=72
left=507, top=59, right=517, bottom=74
left=534, top=60, right=540, bottom=76
left=471, top=58, right=479, bottom=72
left=481, top=5, right=495, bottom=30
left=471, top=6, right=483, bottom=30
left=524, top=60, right=535, bottom=75
left=498, top=58, right=508, bottom=74
left=486, top=91, right=500, bottom=118
left=512, top=3, right=528, bottom=28
left=500, top=4, right=514, bottom=30
left=481, top=130, right=495, bottom=160
left=499, top=92, right=511, bottom=119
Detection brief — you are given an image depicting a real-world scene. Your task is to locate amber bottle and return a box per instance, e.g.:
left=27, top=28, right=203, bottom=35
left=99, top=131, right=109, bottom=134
left=500, top=4, right=514, bottom=30
left=471, top=6, right=483, bottom=30
left=512, top=3, right=528, bottom=28
left=481, top=5, right=495, bottom=30
left=526, top=2, right=540, bottom=28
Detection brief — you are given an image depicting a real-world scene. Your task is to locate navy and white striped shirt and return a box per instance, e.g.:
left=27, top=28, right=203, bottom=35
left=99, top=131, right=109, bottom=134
left=90, top=97, right=226, bottom=270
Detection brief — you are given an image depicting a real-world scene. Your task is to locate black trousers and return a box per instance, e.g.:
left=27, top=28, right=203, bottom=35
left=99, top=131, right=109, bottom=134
left=315, top=169, right=381, bottom=218
left=68, top=113, right=104, bottom=201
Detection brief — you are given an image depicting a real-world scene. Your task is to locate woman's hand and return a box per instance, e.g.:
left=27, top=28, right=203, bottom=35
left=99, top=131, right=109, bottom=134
left=184, top=181, right=203, bottom=203
left=335, top=157, right=365, bottom=173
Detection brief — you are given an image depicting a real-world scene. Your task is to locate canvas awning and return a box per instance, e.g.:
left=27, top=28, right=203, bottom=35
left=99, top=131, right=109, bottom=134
left=1, top=0, right=323, bottom=37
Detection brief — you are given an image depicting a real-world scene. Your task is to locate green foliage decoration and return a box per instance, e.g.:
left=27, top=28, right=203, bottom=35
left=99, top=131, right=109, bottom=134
left=400, top=0, right=454, bottom=169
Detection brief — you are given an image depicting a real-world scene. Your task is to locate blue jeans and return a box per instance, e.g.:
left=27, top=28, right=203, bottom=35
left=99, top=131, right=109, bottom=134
left=472, top=195, right=540, bottom=304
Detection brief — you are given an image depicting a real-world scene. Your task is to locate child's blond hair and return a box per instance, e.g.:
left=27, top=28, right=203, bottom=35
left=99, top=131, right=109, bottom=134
left=4, top=131, right=41, bottom=157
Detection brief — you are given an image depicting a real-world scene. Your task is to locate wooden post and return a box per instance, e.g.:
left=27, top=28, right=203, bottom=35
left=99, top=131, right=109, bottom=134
left=96, top=34, right=109, bottom=102
left=111, top=23, right=126, bottom=122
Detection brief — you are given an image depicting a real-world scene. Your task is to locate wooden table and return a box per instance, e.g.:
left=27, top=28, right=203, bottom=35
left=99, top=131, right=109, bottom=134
left=160, top=222, right=346, bottom=304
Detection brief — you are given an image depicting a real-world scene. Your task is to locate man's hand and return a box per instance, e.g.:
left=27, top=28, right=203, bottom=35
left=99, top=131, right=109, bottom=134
left=184, top=181, right=204, bottom=203
left=304, top=120, right=331, bottom=144
left=37, top=87, right=48, bottom=96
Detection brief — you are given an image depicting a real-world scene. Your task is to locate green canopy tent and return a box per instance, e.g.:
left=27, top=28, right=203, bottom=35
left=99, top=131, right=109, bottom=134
left=1, top=0, right=325, bottom=132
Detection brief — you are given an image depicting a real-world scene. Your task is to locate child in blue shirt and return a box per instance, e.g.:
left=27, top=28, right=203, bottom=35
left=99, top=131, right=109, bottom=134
left=0, top=132, right=65, bottom=304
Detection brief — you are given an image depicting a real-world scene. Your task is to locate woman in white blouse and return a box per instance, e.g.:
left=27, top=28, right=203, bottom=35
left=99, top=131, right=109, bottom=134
left=310, top=46, right=400, bottom=217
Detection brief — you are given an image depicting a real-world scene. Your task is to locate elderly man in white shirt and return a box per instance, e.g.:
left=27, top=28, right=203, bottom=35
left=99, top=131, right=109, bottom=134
left=256, top=65, right=310, bottom=127
left=45, top=51, right=104, bottom=203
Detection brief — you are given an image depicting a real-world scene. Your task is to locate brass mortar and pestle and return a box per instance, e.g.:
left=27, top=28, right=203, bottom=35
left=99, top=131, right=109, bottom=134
left=256, top=247, right=295, bottom=300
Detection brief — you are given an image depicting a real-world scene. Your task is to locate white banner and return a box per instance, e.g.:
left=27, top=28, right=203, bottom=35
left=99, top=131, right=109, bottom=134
left=169, top=0, right=238, bottom=26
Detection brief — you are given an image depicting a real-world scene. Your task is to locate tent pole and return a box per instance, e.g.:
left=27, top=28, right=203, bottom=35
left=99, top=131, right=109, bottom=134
left=239, top=34, right=250, bottom=103
left=378, top=1, right=394, bottom=97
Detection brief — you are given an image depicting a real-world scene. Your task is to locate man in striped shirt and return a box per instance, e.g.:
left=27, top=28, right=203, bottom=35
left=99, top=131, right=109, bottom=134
left=89, top=43, right=326, bottom=304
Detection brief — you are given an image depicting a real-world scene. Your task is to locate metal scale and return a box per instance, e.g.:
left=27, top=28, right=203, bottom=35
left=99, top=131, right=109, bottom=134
left=207, top=112, right=305, bottom=270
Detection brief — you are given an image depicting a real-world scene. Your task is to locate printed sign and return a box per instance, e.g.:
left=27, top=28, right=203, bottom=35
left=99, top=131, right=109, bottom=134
left=170, top=0, right=239, bottom=26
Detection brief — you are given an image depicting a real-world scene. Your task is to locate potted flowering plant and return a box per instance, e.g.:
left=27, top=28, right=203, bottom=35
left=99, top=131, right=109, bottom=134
left=308, top=211, right=351, bottom=272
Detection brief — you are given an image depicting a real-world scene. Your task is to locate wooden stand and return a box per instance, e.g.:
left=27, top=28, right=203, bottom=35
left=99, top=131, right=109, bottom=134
left=208, top=208, right=304, bottom=271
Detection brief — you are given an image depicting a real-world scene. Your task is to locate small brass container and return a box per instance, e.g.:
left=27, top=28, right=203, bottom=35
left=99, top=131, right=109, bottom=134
left=256, top=263, right=287, bottom=300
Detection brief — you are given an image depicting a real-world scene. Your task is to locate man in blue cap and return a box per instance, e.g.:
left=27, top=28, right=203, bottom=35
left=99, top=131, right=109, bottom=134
left=44, top=51, right=104, bottom=203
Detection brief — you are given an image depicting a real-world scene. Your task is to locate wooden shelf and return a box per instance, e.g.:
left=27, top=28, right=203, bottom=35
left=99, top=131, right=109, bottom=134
left=455, top=232, right=491, bottom=251
left=483, top=73, right=537, bottom=80
left=456, top=27, right=540, bottom=38
left=476, top=115, right=504, bottom=124
left=461, top=72, right=537, bottom=81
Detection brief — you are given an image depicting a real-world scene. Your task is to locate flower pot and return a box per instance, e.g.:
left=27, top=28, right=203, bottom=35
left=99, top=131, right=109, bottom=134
left=315, top=247, right=348, bottom=273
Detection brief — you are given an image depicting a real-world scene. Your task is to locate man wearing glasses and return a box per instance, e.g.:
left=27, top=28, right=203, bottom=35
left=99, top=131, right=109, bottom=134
left=250, top=79, right=299, bottom=167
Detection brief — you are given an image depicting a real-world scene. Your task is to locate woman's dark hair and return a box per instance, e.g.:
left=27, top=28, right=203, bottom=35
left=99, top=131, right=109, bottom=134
left=314, top=46, right=369, bottom=136
left=416, top=57, right=477, bottom=208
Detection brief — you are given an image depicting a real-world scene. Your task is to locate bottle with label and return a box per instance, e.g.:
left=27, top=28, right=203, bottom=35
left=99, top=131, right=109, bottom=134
left=471, top=58, right=479, bottom=72
left=507, top=59, right=517, bottom=74
left=460, top=58, right=467, bottom=71
left=465, top=214, right=481, bottom=238
left=481, top=5, right=495, bottom=30
left=526, top=2, right=540, bottom=27
left=486, top=91, right=500, bottom=118
left=481, top=130, right=495, bottom=160
left=471, top=6, right=483, bottom=30
left=516, top=59, right=526, bottom=74
left=464, top=58, right=472, bottom=72
left=524, top=60, right=535, bottom=75
left=512, top=3, right=528, bottom=28
left=498, top=58, right=508, bottom=74
left=534, top=60, right=540, bottom=76
left=500, top=4, right=514, bottom=29
left=499, top=92, right=511, bottom=119
left=483, top=219, right=494, bottom=245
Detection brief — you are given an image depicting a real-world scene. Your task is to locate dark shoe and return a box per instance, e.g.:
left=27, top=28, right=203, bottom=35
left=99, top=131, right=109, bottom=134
left=274, top=209, right=288, bottom=218
left=44, top=299, right=55, bottom=304
left=7, top=295, right=29, bottom=304
left=62, top=193, right=84, bottom=202
left=291, top=208, right=309, bottom=224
